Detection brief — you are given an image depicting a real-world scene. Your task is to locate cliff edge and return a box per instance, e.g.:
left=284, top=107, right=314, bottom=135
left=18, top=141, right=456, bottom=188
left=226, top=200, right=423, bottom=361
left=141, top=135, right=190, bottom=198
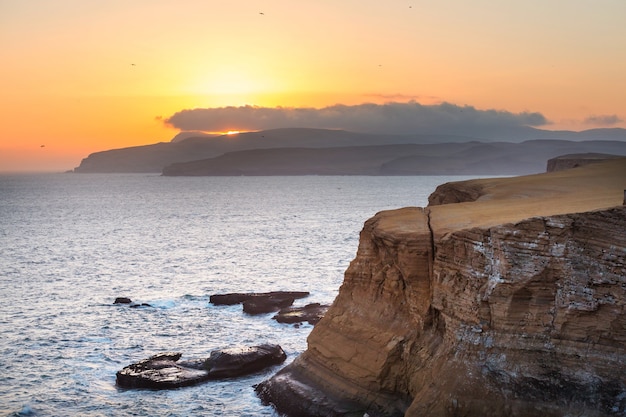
left=257, top=158, right=626, bottom=417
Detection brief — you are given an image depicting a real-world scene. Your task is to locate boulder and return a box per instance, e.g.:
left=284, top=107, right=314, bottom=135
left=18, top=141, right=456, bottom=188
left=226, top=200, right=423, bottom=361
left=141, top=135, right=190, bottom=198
left=116, top=344, right=287, bottom=389
left=273, top=303, right=330, bottom=325
left=204, top=344, right=288, bottom=378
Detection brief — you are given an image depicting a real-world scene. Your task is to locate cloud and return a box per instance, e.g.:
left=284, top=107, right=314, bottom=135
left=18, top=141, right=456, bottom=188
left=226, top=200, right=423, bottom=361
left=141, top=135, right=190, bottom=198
left=583, top=114, right=623, bottom=126
left=163, top=102, right=548, bottom=135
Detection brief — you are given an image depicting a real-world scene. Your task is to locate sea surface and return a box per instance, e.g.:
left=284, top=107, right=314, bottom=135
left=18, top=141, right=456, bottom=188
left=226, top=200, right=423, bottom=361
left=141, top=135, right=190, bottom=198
left=0, top=174, right=481, bottom=417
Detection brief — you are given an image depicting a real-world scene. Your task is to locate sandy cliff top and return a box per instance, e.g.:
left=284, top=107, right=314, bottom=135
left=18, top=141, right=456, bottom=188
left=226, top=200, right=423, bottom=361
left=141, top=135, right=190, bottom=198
left=429, top=158, right=626, bottom=238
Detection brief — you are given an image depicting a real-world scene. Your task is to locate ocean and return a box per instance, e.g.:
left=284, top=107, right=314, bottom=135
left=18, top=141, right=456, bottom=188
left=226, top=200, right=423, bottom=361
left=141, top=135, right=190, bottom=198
left=0, top=173, right=480, bottom=417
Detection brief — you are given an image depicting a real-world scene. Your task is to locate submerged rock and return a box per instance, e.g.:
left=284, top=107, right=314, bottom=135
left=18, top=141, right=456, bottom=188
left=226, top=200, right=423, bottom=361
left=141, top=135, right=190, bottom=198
left=116, top=344, right=286, bottom=389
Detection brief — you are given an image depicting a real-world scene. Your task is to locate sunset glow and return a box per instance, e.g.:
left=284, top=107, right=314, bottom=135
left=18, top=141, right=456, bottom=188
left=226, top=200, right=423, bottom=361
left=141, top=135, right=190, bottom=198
left=1, top=0, right=625, bottom=172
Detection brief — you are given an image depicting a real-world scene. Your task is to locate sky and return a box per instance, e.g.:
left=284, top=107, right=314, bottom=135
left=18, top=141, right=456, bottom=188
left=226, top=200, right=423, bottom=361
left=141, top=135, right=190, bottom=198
left=1, top=0, right=626, bottom=172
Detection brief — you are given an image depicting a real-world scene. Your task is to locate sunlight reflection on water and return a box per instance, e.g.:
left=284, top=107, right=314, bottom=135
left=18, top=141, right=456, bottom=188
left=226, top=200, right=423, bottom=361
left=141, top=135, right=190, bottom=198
left=0, top=173, right=479, bottom=416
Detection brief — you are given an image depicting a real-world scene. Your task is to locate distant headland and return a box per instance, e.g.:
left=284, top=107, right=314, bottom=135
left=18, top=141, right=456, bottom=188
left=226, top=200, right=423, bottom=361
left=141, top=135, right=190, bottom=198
left=72, top=127, right=626, bottom=175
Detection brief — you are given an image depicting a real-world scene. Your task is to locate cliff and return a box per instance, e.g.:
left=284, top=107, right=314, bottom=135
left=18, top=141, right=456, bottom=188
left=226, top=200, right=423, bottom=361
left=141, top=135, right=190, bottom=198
left=546, top=153, right=624, bottom=172
left=256, top=158, right=626, bottom=416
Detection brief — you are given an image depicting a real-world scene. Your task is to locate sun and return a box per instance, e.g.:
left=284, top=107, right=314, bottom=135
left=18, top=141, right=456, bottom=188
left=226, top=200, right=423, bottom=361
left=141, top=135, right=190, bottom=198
left=226, top=130, right=240, bottom=135
left=187, top=66, right=273, bottom=96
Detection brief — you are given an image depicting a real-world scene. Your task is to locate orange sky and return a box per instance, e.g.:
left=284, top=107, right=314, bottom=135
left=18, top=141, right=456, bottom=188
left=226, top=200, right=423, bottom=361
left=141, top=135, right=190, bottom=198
left=1, top=0, right=625, bottom=172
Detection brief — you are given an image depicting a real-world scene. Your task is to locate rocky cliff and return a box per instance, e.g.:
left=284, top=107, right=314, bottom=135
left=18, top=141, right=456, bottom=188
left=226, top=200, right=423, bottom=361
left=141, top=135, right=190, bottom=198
left=256, top=158, right=626, bottom=417
left=546, top=153, right=624, bottom=172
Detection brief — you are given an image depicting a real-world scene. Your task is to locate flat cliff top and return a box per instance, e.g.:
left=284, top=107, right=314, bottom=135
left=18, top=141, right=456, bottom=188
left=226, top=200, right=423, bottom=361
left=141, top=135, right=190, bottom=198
left=429, top=158, right=626, bottom=237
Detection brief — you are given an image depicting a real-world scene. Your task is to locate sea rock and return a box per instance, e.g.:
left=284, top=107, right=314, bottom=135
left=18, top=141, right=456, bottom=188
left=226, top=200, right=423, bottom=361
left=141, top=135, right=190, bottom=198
left=113, top=297, right=152, bottom=308
left=116, top=352, right=206, bottom=389
left=129, top=303, right=152, bottom=308
left=204, top=344, right=287, bottom=378
left=210, top=291, right=310, bottom=305
left=273, top=303, right=330, bottom=325
left=210, top=291, right=310, bottom=314
left=257, top=158, right=626, bottom=417
left=242, top=295, right=297, bottom=314
left=116, top=344, right=286, bottom=389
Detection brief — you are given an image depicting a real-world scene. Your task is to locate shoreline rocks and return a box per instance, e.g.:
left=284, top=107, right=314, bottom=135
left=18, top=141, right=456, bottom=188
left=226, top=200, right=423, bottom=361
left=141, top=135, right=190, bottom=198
left=116, top=344, right=287, bottom=389
left=273, top=303, right=330, bottom=326
left=210, top=291, right=310, bottom=315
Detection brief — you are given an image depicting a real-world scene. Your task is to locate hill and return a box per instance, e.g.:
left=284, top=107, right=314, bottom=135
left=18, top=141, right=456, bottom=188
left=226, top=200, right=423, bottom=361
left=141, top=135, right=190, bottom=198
left=73, top=127, right=626, bottom=174
left=162, top=140, right=626, bottom=176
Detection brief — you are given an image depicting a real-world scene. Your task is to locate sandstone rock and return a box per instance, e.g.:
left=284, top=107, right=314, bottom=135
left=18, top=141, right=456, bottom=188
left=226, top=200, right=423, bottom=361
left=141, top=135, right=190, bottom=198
left=204, top=344, right=287, bottom=378
left=242, top=295, right=296, bottom=315
left=116, top=344, right=286, bottom=389
left=273, top=303, right=330, bottom=325
left=210, top=291, right=309, bottom=306
left=116, top=352, right=207, bottom=389
left=258, top=158, right=626, bottom=417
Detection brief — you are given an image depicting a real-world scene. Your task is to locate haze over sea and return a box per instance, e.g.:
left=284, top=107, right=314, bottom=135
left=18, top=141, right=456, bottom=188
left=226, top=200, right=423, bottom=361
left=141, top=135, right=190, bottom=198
left=0, top=174, right=484, bottom=417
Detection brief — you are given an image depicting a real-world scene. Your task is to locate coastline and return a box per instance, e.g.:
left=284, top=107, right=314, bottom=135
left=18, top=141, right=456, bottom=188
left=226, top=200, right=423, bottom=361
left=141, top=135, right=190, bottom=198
left=257, top=158, right=626, bottom=416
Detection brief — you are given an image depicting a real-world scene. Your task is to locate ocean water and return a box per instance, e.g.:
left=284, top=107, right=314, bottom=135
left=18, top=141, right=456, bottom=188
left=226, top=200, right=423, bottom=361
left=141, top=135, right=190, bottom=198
left=0, top=174, right=479, bottom=417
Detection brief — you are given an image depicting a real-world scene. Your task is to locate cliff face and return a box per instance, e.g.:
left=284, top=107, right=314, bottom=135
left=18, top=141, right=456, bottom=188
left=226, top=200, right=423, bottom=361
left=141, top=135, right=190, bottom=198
left=257, top=159, right=626, bottom=417
left=546, top=153, right=624, bottom=172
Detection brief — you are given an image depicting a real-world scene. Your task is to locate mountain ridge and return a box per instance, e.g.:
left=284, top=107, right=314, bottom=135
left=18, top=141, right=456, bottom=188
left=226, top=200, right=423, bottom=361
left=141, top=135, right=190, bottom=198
left=73, top=127, right=626, bottom=174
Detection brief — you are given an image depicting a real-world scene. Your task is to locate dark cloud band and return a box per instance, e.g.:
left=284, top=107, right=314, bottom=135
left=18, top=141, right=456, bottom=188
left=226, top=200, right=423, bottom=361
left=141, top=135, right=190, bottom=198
left=163, top=102, right=547, bottom=134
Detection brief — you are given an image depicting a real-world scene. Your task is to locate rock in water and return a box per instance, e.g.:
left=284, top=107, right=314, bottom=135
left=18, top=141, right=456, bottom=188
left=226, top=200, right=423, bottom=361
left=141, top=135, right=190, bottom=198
left=209, top=291, right=310, bottom=306
left=116, top=344, right=287, bottom=389
left=116, top=352, right=207, bottom=389
left=242, top=295, right=296, bottom=314
left=257, top=158, right=626, bottom=417
left=204, top=344, right=287, bottom=378
left=273, top=303, right=330, bottom=325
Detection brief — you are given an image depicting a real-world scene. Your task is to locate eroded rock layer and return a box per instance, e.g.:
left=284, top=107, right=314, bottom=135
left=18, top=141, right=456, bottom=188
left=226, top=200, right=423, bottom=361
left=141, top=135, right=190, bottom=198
left=257, top=158, right=626, bottom=417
